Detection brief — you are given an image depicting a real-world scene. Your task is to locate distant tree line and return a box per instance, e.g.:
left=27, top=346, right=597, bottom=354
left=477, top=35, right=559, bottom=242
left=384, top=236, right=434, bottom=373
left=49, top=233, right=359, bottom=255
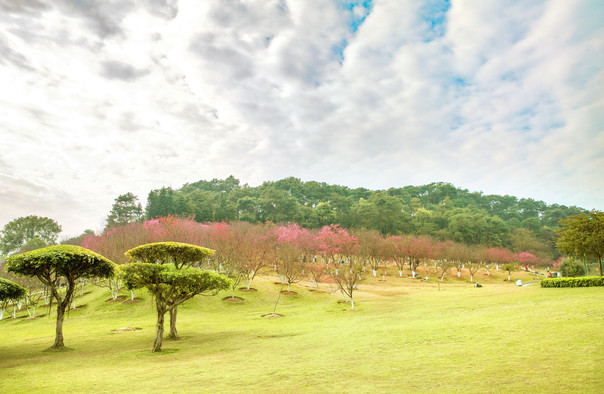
left=111, top=176, right=582, bottom=261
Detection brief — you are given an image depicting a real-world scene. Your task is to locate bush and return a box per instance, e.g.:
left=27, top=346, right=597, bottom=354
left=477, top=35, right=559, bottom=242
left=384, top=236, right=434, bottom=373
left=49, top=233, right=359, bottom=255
left=559, top=258, right=585, bottom=277
left=540, top=277, right=604, bottom=288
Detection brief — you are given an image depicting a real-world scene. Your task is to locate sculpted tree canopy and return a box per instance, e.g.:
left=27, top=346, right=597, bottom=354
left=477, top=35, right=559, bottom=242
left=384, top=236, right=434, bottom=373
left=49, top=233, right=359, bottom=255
left=4, top=245, right=115, bottom=349
left=556, top=210, right=603, bottom=276
left=0, top=216, right=62, bottom=256
left=0, top=277, right=27, bottom=300
left=126, top=241, right=214, bottom=269
left=0, top=278, right=27, bottom=320
left=123, top=242, right=229, bottom=352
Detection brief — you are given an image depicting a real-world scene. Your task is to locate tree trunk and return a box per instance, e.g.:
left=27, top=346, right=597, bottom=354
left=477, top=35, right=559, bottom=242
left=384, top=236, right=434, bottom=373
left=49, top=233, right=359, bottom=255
left=372, top=269, right=377, bottom=277
left=153, top=307, right=166, bottom=352
left=470, top=274, right=473, bottom=283
left=399, top=270, right=403, bottom=277
left=167, top=306, right=179, bottom=340
left=350, top=297, right=355, bottom=310
left=51, top=304, right=66, bottom=349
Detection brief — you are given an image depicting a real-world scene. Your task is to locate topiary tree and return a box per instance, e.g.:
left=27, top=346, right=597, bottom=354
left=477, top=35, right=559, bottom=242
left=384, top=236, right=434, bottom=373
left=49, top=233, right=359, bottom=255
left=123, top=242, right=230, bottom=351
left=121, top=264, right=230, bottom=352
left=4, top=245, right=116, bottom=349
left=559, top=257, right=585, bottom=278
left=0, top=278, right=27, bottom=320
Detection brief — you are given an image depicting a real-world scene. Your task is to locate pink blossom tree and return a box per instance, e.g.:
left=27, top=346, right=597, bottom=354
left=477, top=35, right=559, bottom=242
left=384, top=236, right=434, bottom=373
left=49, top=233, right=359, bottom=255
left=316, top=224, right=358, bottom=275
left=405, top=236, right=434, bottom=278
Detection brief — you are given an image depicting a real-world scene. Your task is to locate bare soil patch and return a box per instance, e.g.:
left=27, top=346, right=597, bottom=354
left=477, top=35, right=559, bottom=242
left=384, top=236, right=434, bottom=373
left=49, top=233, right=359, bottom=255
left=280, top=291, right=297, bottom=295
left=105, top=296, right=127, bottom=303
left=112, top=327, right=142, bottom=333
left=239, top=288, right=257, bottom=292
left=123, top=298, right=144, bottom=305
left=262, top=313, right=282, bottom=318
left=223, top=296, right=244, bottom=303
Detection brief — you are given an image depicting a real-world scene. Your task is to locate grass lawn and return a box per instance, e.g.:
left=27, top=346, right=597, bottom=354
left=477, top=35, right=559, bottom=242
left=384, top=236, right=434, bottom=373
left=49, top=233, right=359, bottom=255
left=0, top=268, right=602, bottom=393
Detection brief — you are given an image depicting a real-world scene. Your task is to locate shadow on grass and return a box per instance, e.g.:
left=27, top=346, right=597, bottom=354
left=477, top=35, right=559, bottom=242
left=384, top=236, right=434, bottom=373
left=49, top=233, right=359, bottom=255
left=137, top=348, right=181, bottom=356
left=42, top=346, right=74, bottom=353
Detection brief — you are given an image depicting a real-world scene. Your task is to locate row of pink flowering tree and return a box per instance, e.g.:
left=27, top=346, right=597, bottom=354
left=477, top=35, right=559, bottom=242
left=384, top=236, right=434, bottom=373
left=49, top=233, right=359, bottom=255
left=77, top=217, right=546, bottom=312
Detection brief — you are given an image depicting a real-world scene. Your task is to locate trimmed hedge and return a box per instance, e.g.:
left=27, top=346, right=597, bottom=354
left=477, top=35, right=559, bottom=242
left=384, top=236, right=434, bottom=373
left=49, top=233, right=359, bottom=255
left=541, top=276, right=604, bottom=288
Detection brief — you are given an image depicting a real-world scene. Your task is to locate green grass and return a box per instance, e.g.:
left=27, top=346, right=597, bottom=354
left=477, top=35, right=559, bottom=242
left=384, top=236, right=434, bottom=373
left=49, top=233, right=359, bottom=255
left=1, top=269, right=602, bottom=393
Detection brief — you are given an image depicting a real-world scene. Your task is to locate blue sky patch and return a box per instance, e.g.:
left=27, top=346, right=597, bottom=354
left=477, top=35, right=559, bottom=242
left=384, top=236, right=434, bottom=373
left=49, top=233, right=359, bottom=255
left=341, top=0, right=374, bottom=33
left=420, top=0, right=451, bottom=41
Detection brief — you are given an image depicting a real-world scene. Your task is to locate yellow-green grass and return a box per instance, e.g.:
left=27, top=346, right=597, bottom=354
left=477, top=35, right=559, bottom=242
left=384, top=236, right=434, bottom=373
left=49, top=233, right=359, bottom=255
left=0, top=271, right=602, bottom=393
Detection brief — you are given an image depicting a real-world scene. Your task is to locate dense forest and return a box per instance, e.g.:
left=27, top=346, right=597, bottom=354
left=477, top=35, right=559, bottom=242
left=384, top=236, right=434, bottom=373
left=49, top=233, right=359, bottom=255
left=136, top=176, right=586, bottom=261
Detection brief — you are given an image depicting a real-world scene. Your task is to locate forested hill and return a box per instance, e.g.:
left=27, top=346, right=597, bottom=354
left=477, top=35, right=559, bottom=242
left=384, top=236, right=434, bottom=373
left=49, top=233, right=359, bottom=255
left=143, top=176, right=586, bottom=259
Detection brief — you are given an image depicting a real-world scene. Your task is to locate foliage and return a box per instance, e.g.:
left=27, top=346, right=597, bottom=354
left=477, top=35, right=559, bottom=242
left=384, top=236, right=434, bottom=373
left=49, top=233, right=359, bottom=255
left=0, top=277, right=27, bottom=320
left=0, top=277, right=27, bottom=302
left=4, top=245, right=115, bottom=348
left=540, top=276, right=604, bottom=287
left=126, top=241, right=214, bottom=269
left=129, top=176, right=588, bottom=260
left=123, top=242, right=226, bottom=352
left=5, top=245, right=116, bottom=280
left=558, top=258, right=585, bottom=278
left=20, top=237, right=48, bottom=252
left=0, top=216, right=62, bottom=256
left=120, top=263, right=230, bottom=352
left=105, top=192, right=143, bottom=231
left=60, top=229, right=95, bottom=246
left=556, top=210, right=604, bottom=276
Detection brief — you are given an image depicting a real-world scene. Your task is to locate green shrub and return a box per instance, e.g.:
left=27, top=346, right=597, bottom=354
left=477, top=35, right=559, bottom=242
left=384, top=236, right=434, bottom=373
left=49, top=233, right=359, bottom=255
left=559, top=258, right=585, bottom=277
left=540, top=277, right=604, bottom=288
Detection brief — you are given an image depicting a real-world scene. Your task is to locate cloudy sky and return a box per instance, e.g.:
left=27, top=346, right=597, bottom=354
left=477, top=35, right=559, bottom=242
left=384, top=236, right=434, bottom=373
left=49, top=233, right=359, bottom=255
left=1, top=0, right=603, bottom=237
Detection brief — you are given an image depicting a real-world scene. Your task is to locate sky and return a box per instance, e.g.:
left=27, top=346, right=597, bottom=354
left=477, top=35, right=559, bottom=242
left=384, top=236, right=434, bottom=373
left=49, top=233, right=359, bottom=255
left=1, top=0, right=603, bottom=238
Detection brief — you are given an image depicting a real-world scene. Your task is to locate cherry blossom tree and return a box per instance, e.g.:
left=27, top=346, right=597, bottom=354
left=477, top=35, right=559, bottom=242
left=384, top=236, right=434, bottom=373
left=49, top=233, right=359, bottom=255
left=355, top=229, right=385, bottom=277
left=275, top=224, right=313, bottom=292
left=406, top=236, right=434, bottom=278
left=386, top=236, right=407, bottom=277
left=317, top=224, right=358, bottom=275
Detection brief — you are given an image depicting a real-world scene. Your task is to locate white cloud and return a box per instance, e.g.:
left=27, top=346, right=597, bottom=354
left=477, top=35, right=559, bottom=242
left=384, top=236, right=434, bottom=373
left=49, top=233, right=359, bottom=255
left=0, top=0, right=602, bottom=236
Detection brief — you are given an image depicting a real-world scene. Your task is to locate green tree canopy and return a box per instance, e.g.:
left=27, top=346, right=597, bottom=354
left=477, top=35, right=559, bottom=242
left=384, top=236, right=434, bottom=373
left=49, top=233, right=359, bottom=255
left=123, top=242, right=229, bottom=352
left=105, top=192, right=143, bottom=231
left=556, top=210, right=604, bottom=276
left=0, top=216, right=62, bottom=256
left=0, top=277, right=27, bottom=302
left=126, top=242, right=214, bottom=269
left=4, top=245, right=115, bottom=349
